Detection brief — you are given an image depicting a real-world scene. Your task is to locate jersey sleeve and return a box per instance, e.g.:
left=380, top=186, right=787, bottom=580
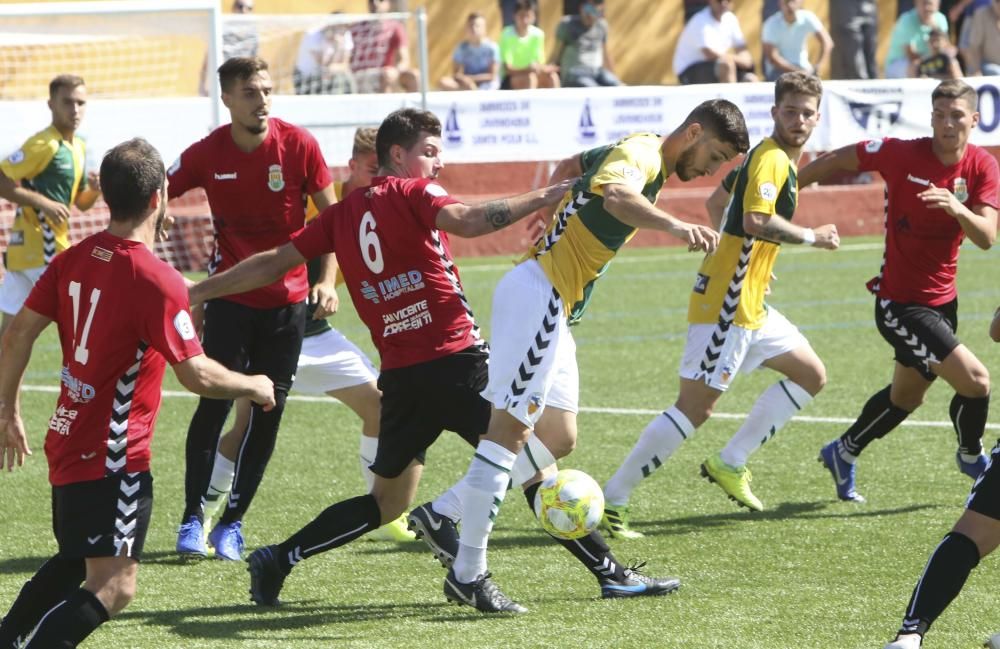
left=166, top=141, right=203, bottom=199
left=405, top=179, right=462, bottom=229
left=139, top=270, right=203, bottom=365
left=291, top=205, right=338, bottom=260
left=22, top=256, right=61, bottom=320
left=532, top=30, right=546, bottom=64
left=721, top=166, right=739, bottom=194
left=804, top=11, right=823, bottom=34
left=742, top=147, right=790, bottom=217
left=301, top=130, right=333, bottom=195
left=589, top=138, right=660, bottom=194
left=855, top=138, right=895, bottom=176
left=971, top=150, right=1000, bottom=209
left=0, top=135, right=57, bottom=182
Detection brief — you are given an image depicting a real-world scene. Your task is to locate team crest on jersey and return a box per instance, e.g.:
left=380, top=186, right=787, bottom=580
left=527, top=393, right=544, bottom=416
left=9, top=231, right=23, bottom=246
left=693, top=273, right=709, bottom=295
left=953, top=177, right=969, bottom=203
left=267, top=164, right=285, bottom=192
left=7, top=149, right=25, bottom=164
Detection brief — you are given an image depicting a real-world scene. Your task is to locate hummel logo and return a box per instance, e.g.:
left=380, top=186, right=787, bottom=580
left=87, top=535, right=102, bottom=545
left=214, top=172, right=238, bottom=180
left=445, top=577, right=476, bottom=608
left=81, top=452, right=97, bottom=460
left=906, top=174, right=930, bottom=187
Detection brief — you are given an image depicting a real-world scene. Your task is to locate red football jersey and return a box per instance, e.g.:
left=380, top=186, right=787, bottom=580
left=24, top=231, right=204, bottom=486
left=167, top=118, right=332, bottom=308
left=857, top=137, right=999, bottom=306
left=291, top=176, right=482, bottom=370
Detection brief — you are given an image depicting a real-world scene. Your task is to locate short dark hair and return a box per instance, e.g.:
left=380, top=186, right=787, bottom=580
left=774, top=71, right=823, bottom=106
left=376, top=109, right=442, bottom=167
left=681, top=99, right=750, bottom=154
left=514, top=0, right=537, bottom=13
left=467, top=11, right=484, bottom=23
left=933, top=79, right=978, bottom=110
left=100, top=138, right=165, bottom=223
left=49, top=74, right=84, bottom=98
left=218, top=56, right=269, bottom=93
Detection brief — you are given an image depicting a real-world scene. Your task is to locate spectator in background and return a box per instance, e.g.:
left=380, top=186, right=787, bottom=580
left=950, top=0, right=990, bottom=54
left=917, top=28, right=963, bottom=78
left=294, top=21, right=355, bottom=94
left=674, top=0, right=758, bottom=84
left=551, top=0, right=621, bottom=87
left=499, top=0, right=560, bottom=89
left=762, top=0, right=833, bottom=81
left=885, top=0, right=949, bottom=78
left=350, top=0, right=419, bottom=93
left=829, top=0, right=879, bottom=79
left=963, top=0, right=1000, bottom=75
left=224, top=0, right=258, bottom=61
left=685, top=0, right=710, bottom=22
left=440, top=12, right=500, bottom=90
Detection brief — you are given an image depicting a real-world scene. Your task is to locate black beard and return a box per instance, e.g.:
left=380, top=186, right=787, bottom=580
left=674, top=146, right=697, bottom=181
left=246, top=123, right=267, bottom=135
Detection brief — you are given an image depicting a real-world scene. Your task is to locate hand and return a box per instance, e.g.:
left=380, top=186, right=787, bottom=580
left=40, top=199, right=71, bottom=225
left=527, top=210, right=552, bottom=242
left=540, top=177, right=578, bottom=206
left=309, top=282, right=339, bottom=319
left=87, top=170, right=101, bottom=194
left=156, top=213, right=175, bottom=242
left=247, top=375, right=276, bottom=412
left=765, top=271, right=776, bottom=296
left=1, top=413, right=31, bottom=472
left=671, top=222, right=720, bottom=253
left=812, top=224, right=840, bottom=250
left=918, top=183, right=963, bottom=218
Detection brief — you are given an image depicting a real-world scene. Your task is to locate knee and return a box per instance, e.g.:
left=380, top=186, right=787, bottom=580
left=892, top=392, right=924, bottom=412
left=97, top=578, right=136, bottom=617
left=803, top=366, right=828, bottom=397
left=965, top=368, right=991, bottom=399
left=545, top=430, right=577, bottom=460
left=373, top=490, right=407, bottom=523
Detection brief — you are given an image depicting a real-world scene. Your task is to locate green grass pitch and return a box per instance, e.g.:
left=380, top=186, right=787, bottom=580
left=2, top=236, right=999, bottom=648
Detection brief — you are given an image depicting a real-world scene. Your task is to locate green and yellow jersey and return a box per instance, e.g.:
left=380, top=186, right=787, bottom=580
left=1, top=125, right=88, bottom=271
left=688, top=136, right=798, bottom=330
left=528, top=132, right=666, bottom=324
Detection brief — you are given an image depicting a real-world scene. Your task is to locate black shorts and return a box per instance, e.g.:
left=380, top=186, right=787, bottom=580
left=202, top=298, right=306, bottom=394
left=52, top=472, right=153, bottom=560
left=966, top=440, right=1000, bottom=520
left=874, top=298, right=959, bottom=381
left=372, top=346, right=490, bottom=478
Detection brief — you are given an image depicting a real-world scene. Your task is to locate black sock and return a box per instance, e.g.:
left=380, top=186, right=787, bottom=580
left=276, top=494, right=381, bottom=572
left=840, top=385, right=911, bottom=456
left=950, top=393, right=989, bottom=456
left=522, top=483, right=627, bottom=582
left=23, top=588, right=110, bottom=649
left=0, top=555, right=85, bottom=647
left=898, top=532, right=980, bottom=637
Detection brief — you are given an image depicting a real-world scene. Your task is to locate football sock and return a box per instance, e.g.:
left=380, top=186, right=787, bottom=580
left=603, top=407, right=694, bottom=507
left=950, top=393, right=989, bottom=456
left=0, top=555, right=85, bottom=647
left=523, top=482, right=627, bottom=582
left=359, top=434, right=378, bottom=491
left=204, top=451, right=235, bottom=509
left=431, top=485, right=463, bottom=523
left=453, top=440, right=516, bottom=583
left=277, top=494, right=381, bottom=572
left=719, top=380, right=812, bottom=467
left=23, top=588, right=109, bottom=649
left=840, top=385, right=910, bottom=457
left=510, top=434, right=558, bottom=486
left=898, top=532, right=980, bottom=637
left=222, top=391, right=288, bottom=524
left=183, top=397, right=234, bottom=521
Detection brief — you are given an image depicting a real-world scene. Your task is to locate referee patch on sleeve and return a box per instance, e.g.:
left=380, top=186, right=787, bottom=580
left=7, top=149, right=24, bottom=164
left=758, top=182, right=778, bottom=201
left=622, top=166, right=645, bottom=191
left=424, top=183, right=448, bottom=197
left=864, top=140, right=883, bottom=153
left=173, top=310, right=196, bottom=341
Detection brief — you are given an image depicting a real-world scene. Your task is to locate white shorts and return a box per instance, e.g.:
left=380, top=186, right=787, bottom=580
left=291, top=328, right=377, bottom=395
left=481, top=260, right=578, bottom=428
left=679, top=307, right=808, bottom=391
left=0, top=267, right=46, bottom=316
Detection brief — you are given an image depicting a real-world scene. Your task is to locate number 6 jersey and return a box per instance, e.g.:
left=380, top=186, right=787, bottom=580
left=24, top=230, right=204, bottom=486
left=290, top=176, right=479, bottom=370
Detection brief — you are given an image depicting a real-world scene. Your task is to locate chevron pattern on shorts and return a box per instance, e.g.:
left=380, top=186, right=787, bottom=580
left=40, top=220, right=57, bottom=264
left=106, top=343, right=147, bottom=476
left=507, top=289, right=560, bottom=409
left=534, top=191, right=591, bottom=256
left=699, top=236, right=754, bottom=376
left=429, top=229, right=484, bottom=347
left=113, top=472, right=141, bottom=557
left=879, top=299, right=938, bottom=369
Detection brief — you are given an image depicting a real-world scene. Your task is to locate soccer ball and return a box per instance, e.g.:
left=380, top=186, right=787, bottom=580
left=533, top=469, right=605, bottom=540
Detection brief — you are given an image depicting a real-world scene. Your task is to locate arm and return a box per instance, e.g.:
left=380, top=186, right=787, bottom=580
left=190, top=242, right=306, bottom=305
left=705, top=183, right=731, bottom=231
left=918, top=187, right=997, bottom=249
left=172, top=354, right=275, bottom=410
left=743, top=211, right=839, bottom=248
left=602, top=183, right=718, bottom=252
left=990, top=305, right=1000, bottom=342
left=0, top=308, right=52, bottom=470
left=763, top=42, right=799, bottom=73
left=435, top=177, right=577, bottom=238
left=603, top=40, right=615, bottom=74
left=0, top=169, right=70, bottom=224
left=307, top=185, right=340, bottom=316
left=797, top=144, right=861, bottom=188
left=74, top=170, right=102, bottom=211
left=812, top=28, right=834, bottom=72
left=465, top=60, right=498, bottom=85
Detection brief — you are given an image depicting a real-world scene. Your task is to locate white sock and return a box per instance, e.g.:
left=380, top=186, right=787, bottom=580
left=603, top=407, right=695, bottom=507
left=453, top=440, right=516, bottom=583
left=431, top=485, right=463, bottom=523
left=720, top=380, right=813, bottom=467
left=510, top=434, right=557, bottom=486
left=359, top=435, right=378, bottom=492
left=206, top=453, right=235, bottom=501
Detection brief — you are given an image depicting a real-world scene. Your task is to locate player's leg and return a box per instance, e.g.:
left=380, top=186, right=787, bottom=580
left=202, top=398, right=250, bottom=531
left=0, top=268, right=43, bottom=360
left=214, top=302, right=305, bottom=560
left=929, top=344, right=991, bottom=478
left=178, top=299, right=251, bottom=556
left=885, top=442, right=1000, bottom=648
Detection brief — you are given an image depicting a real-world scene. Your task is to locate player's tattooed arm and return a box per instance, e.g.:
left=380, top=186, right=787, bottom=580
left=753, top=218, right=802, bottom=243
left=435, top=177, right=577, bottom=238
left=483, top=200, right=513, bottom=230
left=745, top=211, right=839, bottom=250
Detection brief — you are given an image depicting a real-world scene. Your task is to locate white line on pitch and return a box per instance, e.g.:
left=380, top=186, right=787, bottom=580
left=21, top=384, right=999, bottom=430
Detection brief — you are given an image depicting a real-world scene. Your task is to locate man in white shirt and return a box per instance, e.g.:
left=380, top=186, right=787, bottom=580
left=762, top=0, right=833, bottom=81
left=674, top=0, right=758, bottom=84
